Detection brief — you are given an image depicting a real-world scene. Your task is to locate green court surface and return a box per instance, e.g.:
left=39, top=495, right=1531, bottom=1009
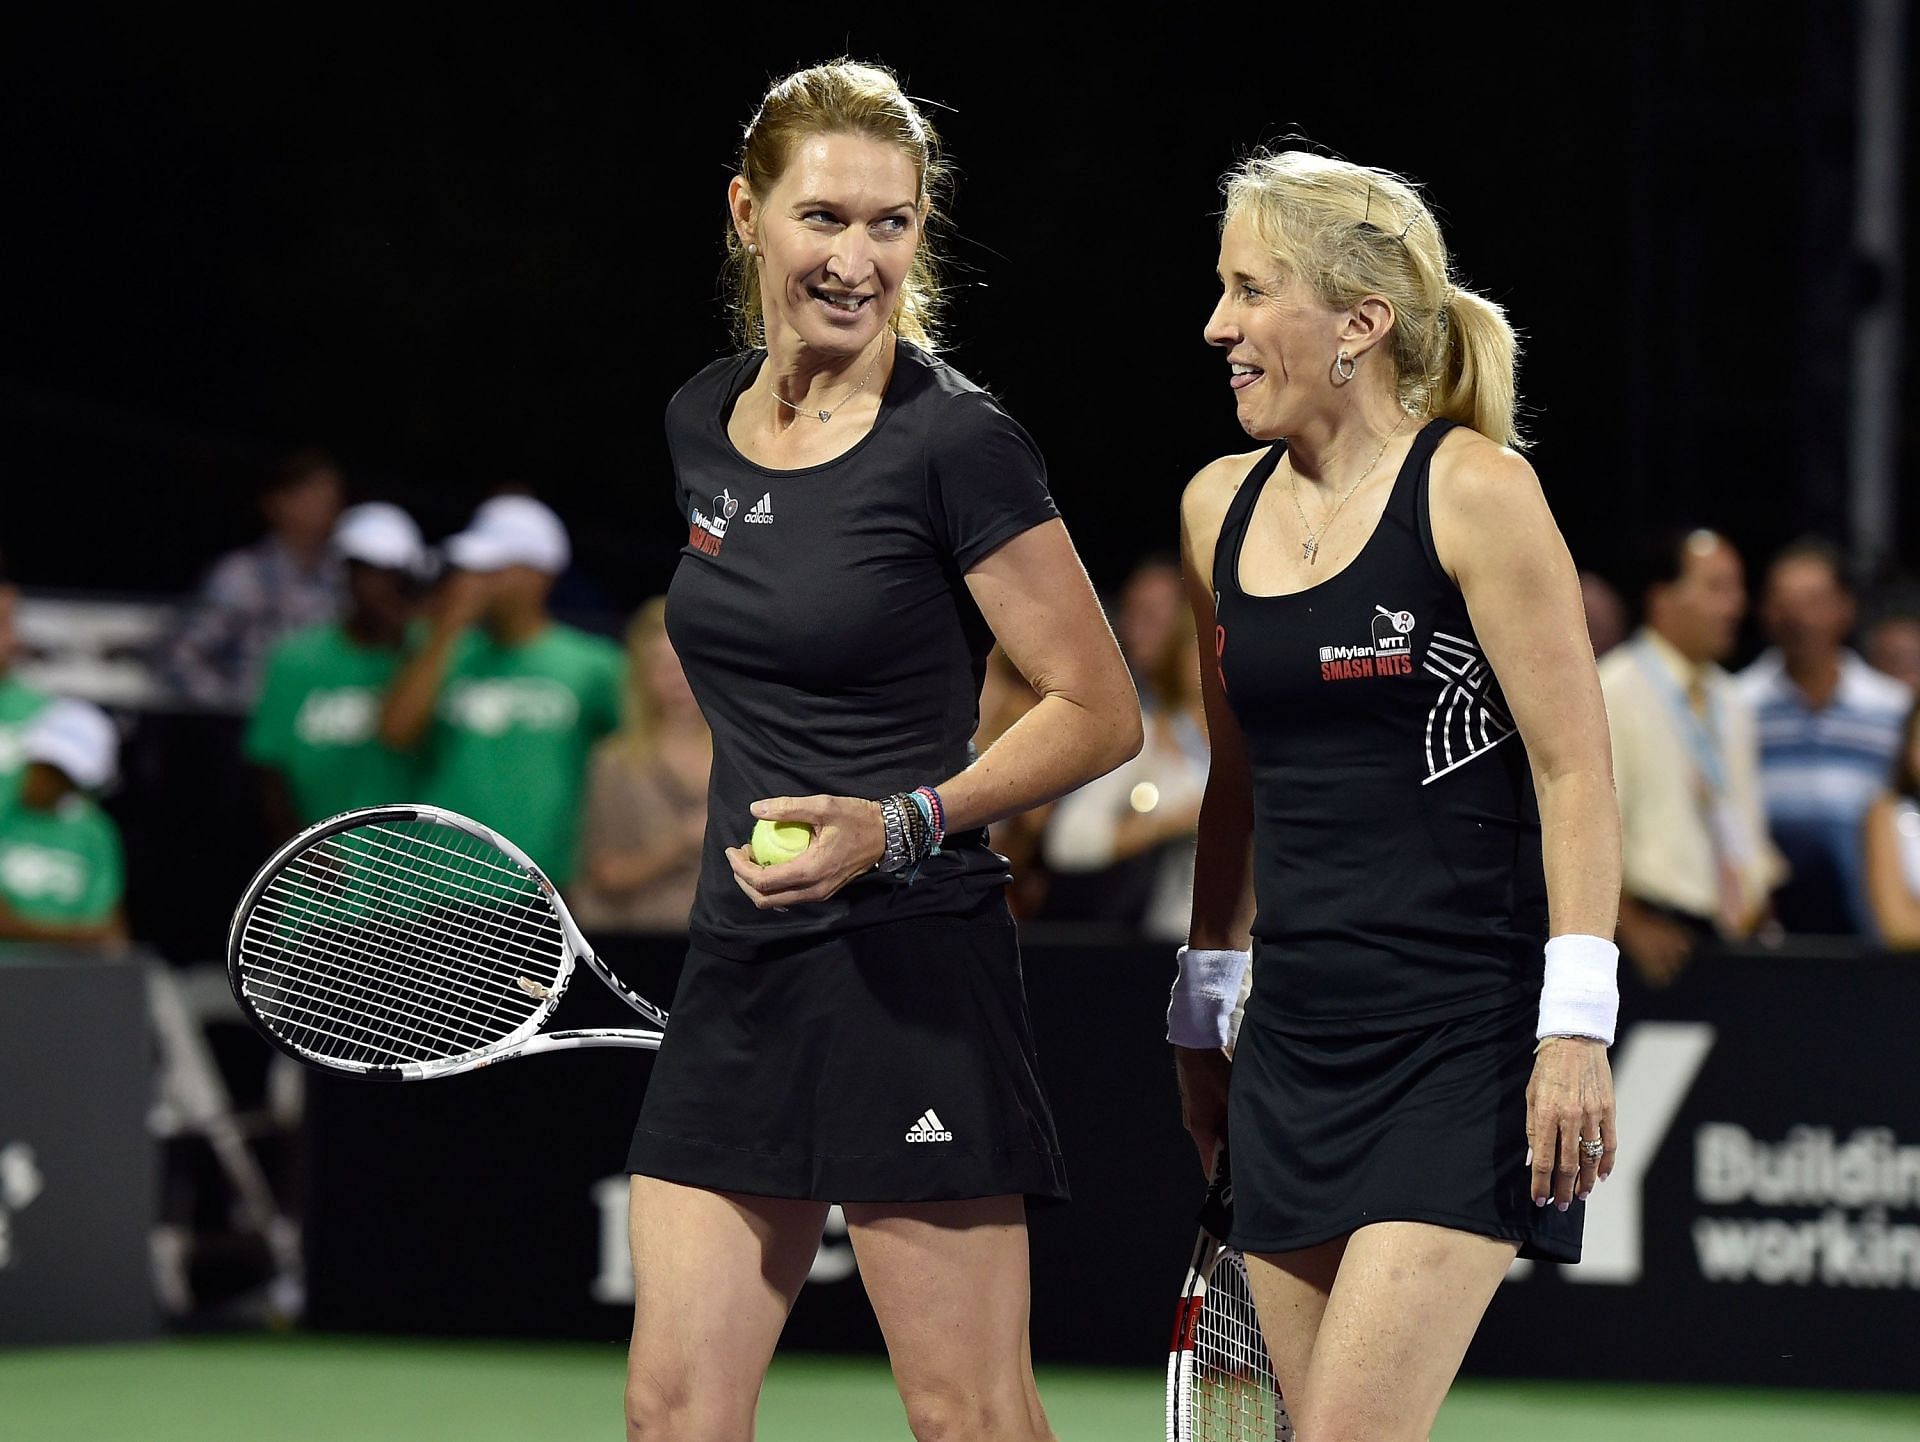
left=2, top=1337, right=1919, bottom=1440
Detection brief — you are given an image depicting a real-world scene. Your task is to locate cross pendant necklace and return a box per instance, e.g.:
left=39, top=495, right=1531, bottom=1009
left=1288, top=410, right=1410, bottom=563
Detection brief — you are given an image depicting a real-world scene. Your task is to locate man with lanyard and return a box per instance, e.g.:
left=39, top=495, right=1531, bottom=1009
left=0, top=698, right=126, bottom=945
left=1598, top=528, right=1783, bottom=984
left=378, top=495, right=623, bottom=887
left=245, top=503, right=427, bottom=840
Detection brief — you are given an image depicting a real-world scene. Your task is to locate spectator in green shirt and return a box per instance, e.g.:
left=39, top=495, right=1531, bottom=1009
left=0, top=698, right=126, bottom=945
left=380, top=496, right=622, bottom=885
left=246, top=502, right=428, bottom=839
left=0, top=575, right=49, bottom=786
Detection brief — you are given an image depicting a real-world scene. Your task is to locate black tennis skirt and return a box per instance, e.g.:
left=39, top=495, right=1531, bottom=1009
left=1227, top=997, right=1583, bottom=1262
left=628, top=910, right=1068, bottom=1204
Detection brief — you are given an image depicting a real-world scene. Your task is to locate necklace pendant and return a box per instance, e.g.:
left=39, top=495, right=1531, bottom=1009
left=1302, top=537, right=1318, bottom=562
left=817, top=409, right=831, bottom=423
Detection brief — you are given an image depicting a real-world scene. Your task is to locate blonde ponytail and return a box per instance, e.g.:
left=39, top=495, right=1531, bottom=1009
left=1432, top=285, right=1523, bottom=449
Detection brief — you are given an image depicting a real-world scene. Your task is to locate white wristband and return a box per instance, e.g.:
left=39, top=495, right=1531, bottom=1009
left=1537, top=934, right=1620, bottom=1045
left=1168, top=946, right=1253, bottom=1049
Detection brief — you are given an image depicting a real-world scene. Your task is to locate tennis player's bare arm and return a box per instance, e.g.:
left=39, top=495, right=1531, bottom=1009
left=1429, top=430, right=1621, bottom=1206
left=1172, top=452, right=1263, bottom=1172
left=1863, top=796, right=1920, bottom=947
left=726, top=518, right=1142, bottom=908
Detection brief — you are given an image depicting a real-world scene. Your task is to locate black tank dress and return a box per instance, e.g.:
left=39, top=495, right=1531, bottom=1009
left=1215, top=419, right=1581, bottom=1261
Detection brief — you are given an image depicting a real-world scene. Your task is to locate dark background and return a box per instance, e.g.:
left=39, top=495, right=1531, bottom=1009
left=2, top=7, right=1914, bottom=608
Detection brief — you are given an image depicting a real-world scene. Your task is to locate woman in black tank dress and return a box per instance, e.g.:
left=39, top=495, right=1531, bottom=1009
left=623, top=63, right=1140, bottom=1442
left=1168, top=151, right=1624, bottom=1440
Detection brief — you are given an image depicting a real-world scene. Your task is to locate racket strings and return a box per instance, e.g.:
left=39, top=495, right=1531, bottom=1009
left=260, top=827, right=559, bottom=1060
left=235, top=928, right=513, bottom=1057
left=265, top=848, right=554, bottom=994
left=351, top=827, right=573, bottom=989
left=237, top=819, right=567, bottom=1066
left=247, top=856, right=544, bottom=1036
left=1189, top=1252, right=1291, bottom=1441
left=243, top=872, right=540, bottom=1065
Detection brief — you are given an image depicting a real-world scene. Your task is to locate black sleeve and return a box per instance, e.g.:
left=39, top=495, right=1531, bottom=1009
left=924, top=393, right=1060, bottom=572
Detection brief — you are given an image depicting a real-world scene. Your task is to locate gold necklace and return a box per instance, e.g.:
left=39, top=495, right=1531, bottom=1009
left=1287, top=410, right=1411, bottom=563
left=770, top=338, right=886, bottom=424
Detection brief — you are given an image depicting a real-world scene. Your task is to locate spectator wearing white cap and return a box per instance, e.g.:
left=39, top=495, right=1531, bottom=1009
left=245, top=502, right=428, bottom=839
left=0, top=698, right=126, bottom=944
left=379, top=495, right=623, bottom=885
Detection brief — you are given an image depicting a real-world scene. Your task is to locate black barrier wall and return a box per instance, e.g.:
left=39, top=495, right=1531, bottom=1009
left=303, top=937, right=1920, bottom=1390
left=0, top=949, right=157, bottom=1344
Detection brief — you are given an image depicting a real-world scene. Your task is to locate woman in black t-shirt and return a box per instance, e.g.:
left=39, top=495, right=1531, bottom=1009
left=624, top=63, right=1140, bottom=1442
left=1168, top=150, right=1623, bottom=1438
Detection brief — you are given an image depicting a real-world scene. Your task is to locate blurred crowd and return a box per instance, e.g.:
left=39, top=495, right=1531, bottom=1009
left=8, top=450, right=1920, bottom=976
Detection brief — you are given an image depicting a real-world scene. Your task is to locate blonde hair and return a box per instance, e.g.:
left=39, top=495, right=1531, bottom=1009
left=727, top=60, right=948, bottom=351
left=606, top=597, right=671, bottom=772
left=1223, top=150, right=1524, bottom=448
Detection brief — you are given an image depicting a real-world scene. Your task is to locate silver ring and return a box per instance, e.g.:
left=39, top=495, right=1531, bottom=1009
left=1580, top=1138, right=1605, bottom=1158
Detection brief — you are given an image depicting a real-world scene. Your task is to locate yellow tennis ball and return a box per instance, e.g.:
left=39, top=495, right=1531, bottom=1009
left=749, top=818, right=813, bottom=867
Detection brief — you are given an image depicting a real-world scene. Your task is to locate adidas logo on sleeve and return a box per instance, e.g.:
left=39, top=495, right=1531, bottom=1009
left=904, top=1109, right=953, bottom=1143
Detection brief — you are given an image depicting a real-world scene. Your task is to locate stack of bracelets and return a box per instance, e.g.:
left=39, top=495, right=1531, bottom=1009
left=875, top=785, right=946, bottom=878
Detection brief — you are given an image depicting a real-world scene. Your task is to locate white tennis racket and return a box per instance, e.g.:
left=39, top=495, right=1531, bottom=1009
left=227, top=804, right=667, bottom=1081
left=1167, top=1143, right=1293, bottom=1441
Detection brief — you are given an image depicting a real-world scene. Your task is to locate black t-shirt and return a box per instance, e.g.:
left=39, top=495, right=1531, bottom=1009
left=665, top=340, right=1059, bottom=958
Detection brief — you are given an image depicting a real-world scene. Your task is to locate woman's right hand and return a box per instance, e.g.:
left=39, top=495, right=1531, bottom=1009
left=1174, top=1044, right=1232, bottom=1178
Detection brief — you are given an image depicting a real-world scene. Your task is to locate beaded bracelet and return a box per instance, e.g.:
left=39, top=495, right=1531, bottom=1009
left=909, top=786, right=946, bottom=855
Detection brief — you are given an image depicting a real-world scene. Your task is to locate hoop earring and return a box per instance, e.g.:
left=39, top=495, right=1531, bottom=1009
left=1334, top=351, right=1357, bottom=383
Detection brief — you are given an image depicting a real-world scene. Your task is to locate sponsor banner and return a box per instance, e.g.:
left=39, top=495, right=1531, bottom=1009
left=1479, top=949, right=1920, bottom=1389
left=304, top=939, right=1917, bottom=1388
left=0, top=949, right=157, bottom=1344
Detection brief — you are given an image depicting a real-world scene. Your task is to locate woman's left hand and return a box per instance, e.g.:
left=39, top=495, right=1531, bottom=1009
left=1525, top=1037, right=1617, bottom=1211
left=724, top=795, right=887, bottom=910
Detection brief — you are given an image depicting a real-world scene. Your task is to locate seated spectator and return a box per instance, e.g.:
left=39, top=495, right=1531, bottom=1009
left=1579, top=568, right=1629, bottom=658
left=1863, top=697, right=1920, bottom=947
left=0, top=566, right=48, bottom=783
left=380, top=496, right=622, bottom=887
left=1041, top=627, right=1207, bottom=938
left=166, top=448, right=345, bottom=708
left=1737, top=540, right=1911, bottom=934
left=568, top=599, right=709, bottom=931
left=245, top=503, right=428, bottom=840
left=0, top=699, right=126, bottom=945
left=1599, top=528, right=1783, bottom=985
left=1112, top=554, right=1183, bottom=688
left=1862, top=590, right=1920, bottom=691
